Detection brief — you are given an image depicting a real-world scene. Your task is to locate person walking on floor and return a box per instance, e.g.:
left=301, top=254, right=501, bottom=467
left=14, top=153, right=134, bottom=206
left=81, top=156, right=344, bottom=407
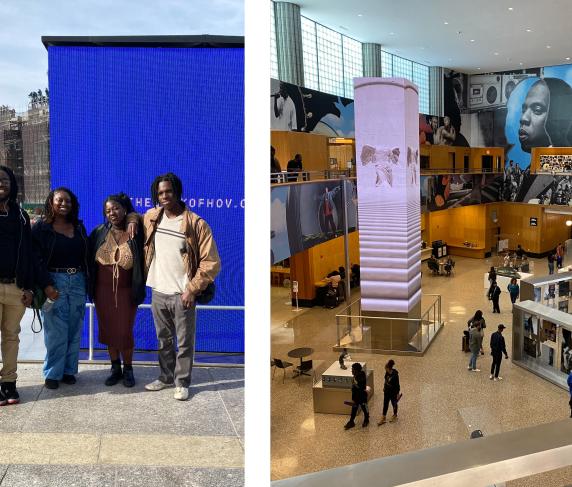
left=378, top=359, right=401, bottom=425
left=490, top=324, right=509, bottom=381
left=468, top=323, right=483, bottom=372
left=557, top=243, right=564, bottom=269
left=488, top=266, right=496, bottom=286
left=344, top=362, right=369, bottom=429
left=507, top=277, right=520, bottom=305
left=143, top=173, right=221, bottom=401
left=0, top=166, right=34, bottom=405
left=488, top=280, right=501, bottom=313
left=548, top=252, right=556, bottom=275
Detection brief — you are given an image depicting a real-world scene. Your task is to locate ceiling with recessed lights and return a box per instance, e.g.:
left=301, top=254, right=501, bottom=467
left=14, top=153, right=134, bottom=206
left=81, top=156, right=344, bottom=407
left=295, top=0, right=572, bottom=73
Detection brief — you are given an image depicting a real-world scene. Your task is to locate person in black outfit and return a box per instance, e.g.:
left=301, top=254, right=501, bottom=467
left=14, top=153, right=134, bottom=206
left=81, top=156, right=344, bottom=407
left=490, top=324, right=509, bottom=381
left=515, top=245, right=524, bottom=259
left=0, top=166, right=34, bottom=406
left=344, top=362, right=369, bottom=429
left=378, top=359, right=401, bottom=425
left=488, top=266, right=496, bottom=286
left=271, top=146, right=281, bottom=183
left=488, top=280, right=501, bottom=313
left=287, top=154, right=303, bottom=182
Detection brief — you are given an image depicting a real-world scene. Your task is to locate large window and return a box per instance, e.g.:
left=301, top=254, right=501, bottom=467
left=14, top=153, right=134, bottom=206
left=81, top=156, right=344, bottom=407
left=381, top=52, right=430, bottom=114
left=301, top=17, right=360, bottom=98
left=270, top=3, right=431, bottom=112
left=270, top=3, right=278, bottom=79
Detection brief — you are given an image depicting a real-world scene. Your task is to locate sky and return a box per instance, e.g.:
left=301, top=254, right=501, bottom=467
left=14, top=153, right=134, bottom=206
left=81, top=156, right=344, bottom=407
left=0, top=0, right=244, bottom=111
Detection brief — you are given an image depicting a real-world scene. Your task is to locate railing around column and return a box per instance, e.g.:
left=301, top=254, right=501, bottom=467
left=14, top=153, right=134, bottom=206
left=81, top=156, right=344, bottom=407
left=334, top=294, right=443, bottom=355
left=86, top=303, right=245, bottom=362
left=271, top=169, right=354, bottom=183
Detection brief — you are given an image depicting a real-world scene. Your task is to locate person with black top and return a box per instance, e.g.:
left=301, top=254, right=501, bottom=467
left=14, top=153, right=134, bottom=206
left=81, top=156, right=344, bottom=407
left=488, top=281, right=501, bottom=313
left=270, top=146, right=281, bottom=183
left=516, top=245, right=525, bottom=259
left=344, top=362, right=369, bottom=429
left=32, top=188, right=92, bottom=390
left=0, top=166, right=34, bottom=405
left=287, top=153, right=303, bottom=182
left=488, top=266, right=496, bottom=286
left=89, top=193, right=145, bottom=388
left=378, top=359, right=401, bottom=425
left=490, top=324, right=509, bottom=381
left=548, top=252, right=556, bottom=275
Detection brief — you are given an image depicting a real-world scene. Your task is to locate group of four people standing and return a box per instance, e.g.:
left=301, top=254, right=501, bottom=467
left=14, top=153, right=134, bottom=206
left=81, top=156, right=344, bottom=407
left=0, top=166, right=220, bottom=404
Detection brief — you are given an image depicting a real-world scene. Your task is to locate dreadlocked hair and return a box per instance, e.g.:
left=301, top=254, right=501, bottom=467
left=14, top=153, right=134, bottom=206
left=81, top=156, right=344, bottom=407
left=0, top=166, right=19, bottom=208
left=150, top=173, right=183, bottom=207
left=103, top=192, right=135, bottom=223
left=43, top=187, right=80, bottom=225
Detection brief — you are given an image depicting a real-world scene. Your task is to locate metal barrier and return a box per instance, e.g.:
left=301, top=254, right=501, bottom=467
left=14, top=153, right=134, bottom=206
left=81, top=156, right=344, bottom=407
left=334, top=294, right=443, bottom=355
left=271, top=169, right=354, bottom=183
left=86, top=303, right=245, bottom=361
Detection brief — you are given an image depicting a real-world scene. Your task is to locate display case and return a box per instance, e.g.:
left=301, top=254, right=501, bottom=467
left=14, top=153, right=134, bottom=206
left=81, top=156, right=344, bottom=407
left=512, top=300, right=572, bottom=390
left=520, top=272, right=572, bottom=311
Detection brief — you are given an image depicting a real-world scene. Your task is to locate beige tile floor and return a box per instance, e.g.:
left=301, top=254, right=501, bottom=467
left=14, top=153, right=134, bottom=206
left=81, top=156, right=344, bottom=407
left=271, top=256, right=572, bottom=484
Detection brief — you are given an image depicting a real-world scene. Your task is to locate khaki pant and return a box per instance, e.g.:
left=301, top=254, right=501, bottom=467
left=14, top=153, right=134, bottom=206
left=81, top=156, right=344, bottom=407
left=0, top=283, right=25, bottom=382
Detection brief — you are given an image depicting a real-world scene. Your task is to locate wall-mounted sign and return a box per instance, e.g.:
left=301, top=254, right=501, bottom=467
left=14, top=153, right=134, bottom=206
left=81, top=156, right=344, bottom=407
left=530, top=217, right=538, bottom=226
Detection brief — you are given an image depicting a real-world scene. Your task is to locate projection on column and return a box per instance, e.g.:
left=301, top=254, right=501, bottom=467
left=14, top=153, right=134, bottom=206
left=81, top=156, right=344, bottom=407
left=354, top=78, right=421, bottom=313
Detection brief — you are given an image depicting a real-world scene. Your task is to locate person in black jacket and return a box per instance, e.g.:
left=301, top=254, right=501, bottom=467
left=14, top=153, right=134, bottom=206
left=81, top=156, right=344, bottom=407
left=89, top=193, right=145, bottom=388
left=32, top=188, right=93, bottom=390
left=378, top=359, right=402, bottom=425
left=488, top=280, right=501, bottom=313
left=490, top=324, right=509, bottom=381
left=0, top=166, right=34, bottom=405
left=344, top=362, right=369, bottom=429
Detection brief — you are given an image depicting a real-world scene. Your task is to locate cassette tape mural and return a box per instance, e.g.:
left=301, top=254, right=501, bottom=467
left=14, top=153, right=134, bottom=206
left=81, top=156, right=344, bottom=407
left=354, top=78, right=421, bottom=314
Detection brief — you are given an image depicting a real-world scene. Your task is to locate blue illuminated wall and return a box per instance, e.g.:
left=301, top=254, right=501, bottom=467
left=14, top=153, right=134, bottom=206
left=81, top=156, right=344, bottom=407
left=48, top=45, right=244, bottom=353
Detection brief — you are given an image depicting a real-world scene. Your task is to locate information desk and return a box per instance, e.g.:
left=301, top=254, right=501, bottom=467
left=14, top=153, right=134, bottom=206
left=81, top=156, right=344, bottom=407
left=512, top=300, right=572, bottom=390
left=313, top=361, right=374, bottom=414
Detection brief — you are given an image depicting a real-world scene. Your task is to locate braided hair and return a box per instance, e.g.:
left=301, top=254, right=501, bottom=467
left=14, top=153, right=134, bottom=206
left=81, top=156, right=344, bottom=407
left=43, top=187, right=80, bottom=225
left=102, top=192, right=135, bottom=224
left=150, top=173, right=183, bottom=208
left=0, top=165, right=19, bottom=208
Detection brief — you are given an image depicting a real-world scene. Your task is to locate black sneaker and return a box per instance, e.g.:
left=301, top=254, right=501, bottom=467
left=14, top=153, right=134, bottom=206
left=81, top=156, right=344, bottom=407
left=45, top=379, right=59, bottom=389
left=344, top=421, right=355, bottom=430
left=1, top=382, right=19, bottom=405
left=105, top=362, right=123, bottom=386
left=122, top=367, right=135, bottom=388
left=0, top=389, right=7, bottom=406
left=61, top=374, right=76, bottom=385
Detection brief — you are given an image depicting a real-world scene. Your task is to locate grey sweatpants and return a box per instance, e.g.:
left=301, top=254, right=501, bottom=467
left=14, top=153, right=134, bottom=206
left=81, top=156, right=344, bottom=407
left=151, top=290, right=197, bottom=388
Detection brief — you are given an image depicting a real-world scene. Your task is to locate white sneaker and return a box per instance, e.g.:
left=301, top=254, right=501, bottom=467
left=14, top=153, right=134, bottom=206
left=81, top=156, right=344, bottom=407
left=174, top=386, right=189, bottom=401
left=489, top=375, right=494, bottom=380
left=145, top=380, right=174, bottom=391
left=497, top=376, right=503, bottom=381
left=472, top=369, right=481, bottom=372
left=493, top=377, right=499, bottom=381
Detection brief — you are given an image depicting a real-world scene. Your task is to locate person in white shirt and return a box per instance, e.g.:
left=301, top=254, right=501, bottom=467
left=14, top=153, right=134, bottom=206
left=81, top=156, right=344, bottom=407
left=272, top=83, right=297, bottom=131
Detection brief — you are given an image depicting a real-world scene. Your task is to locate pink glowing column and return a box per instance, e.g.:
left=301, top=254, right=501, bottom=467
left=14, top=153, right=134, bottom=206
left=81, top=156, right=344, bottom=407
left=354, top=78, right=421, bottom=314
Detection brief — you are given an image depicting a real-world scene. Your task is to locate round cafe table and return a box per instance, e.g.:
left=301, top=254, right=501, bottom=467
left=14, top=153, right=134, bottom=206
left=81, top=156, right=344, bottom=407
left=288, top=347, right=314, bottom=377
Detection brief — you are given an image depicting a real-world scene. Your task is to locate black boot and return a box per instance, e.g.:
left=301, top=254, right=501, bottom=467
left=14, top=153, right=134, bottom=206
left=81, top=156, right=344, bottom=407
left=122, top=365, right=135, bottom=388
left=105, top=360, right=123, bottom=386
left=362, top=413, right=370, bottom=428
left=1, top=382, right=19, bottom=405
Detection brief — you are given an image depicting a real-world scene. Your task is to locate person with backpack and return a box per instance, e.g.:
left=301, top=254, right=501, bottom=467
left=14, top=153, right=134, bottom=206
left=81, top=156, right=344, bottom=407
left=488, top=281, right=502, bottom=313
left=344, top=362, right=369, bottom=429
left=378, top=359, right=402, bottom=425
left=467, top=310, right=486, bottom=354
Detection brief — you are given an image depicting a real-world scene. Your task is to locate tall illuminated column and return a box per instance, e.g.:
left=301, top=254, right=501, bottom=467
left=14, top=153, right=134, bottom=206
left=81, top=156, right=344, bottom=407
left=354, top=78, right=421, bottom=346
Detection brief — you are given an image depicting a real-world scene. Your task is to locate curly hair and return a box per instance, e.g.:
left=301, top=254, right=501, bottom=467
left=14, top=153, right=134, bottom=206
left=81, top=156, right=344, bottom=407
left=0, top=166, right=19, bottom=208
left=102, top=192, right=135, bottom=224
left=43, top=187, right=80, bottom=225
left=150, top=173, right=183, bottom=207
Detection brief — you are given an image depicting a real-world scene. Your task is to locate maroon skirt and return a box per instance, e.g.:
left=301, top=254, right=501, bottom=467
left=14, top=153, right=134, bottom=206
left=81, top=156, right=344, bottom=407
left=94, top=264, right=137, bottom=349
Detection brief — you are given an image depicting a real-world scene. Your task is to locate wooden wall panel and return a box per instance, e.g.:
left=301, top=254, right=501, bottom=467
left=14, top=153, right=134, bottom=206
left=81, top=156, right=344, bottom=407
left=328, top=144, right=355, bottom=170
left=271, top=131, right=329, bottom=172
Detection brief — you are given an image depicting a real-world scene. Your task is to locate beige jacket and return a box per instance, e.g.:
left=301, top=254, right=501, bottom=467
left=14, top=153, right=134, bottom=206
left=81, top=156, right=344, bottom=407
left=143, top=207, right=221, bottom=296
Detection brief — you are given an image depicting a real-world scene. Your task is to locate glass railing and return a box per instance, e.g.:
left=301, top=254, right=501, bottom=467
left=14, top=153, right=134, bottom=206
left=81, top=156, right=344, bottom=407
left=271, top=169, right=355, bottom=183
left=334, top=294, right=442, bottom=354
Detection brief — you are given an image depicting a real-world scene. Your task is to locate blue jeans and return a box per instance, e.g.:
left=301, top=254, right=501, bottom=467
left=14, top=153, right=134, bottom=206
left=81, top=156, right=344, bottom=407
left=42, top=272, right=86, bottom=380
left=468, top=351, right=479, bottom=370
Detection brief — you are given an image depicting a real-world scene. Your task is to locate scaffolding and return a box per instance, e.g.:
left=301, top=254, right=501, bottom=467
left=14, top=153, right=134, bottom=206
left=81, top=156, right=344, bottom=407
left=0, top=109, right=25, bottom=202
left=22, top=106, right=50, bottom=205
